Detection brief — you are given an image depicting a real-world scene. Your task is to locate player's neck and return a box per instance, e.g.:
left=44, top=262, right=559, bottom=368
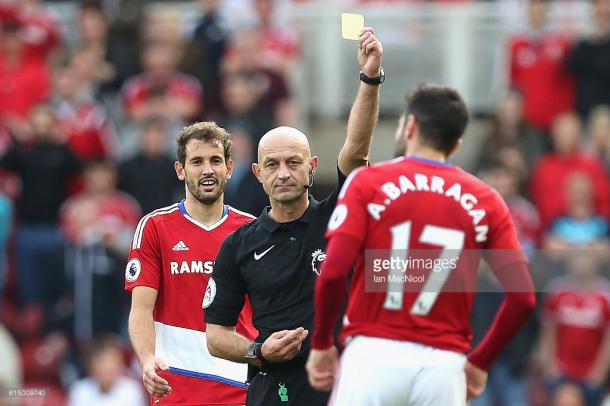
left=405, top=148, right=447, bottom=163
left=268, top=194, right=309, bottom=223
left=184, top=195, right=225, bottom=226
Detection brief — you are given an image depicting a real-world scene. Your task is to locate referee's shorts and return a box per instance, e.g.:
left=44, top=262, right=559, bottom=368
left=246, top=361, right=329, bottom=406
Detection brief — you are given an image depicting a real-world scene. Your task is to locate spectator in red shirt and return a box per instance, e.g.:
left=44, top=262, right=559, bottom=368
left=121, top=41, right=202, bottom=125
left=51, top=63, right=116, bottom=163
left=252, top=0, right=301, bottom=75
left=540, top=253, right=610, bottom=405
left=531, top=113, right=610, bottom=230
left=587, top=106, right=610, bottom=172
left=508, top=0, right=574, bottom=132
left=0, top=0, right=62, bottom=59
left=59, top=160, right=141, bottom=340
left=0, top=19, right=50, bottom=136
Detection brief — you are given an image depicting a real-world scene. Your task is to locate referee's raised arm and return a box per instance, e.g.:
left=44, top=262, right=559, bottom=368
left=338, top=27, right=384, bottom=176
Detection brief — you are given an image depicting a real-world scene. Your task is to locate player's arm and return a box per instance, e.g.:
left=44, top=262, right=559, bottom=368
left=466, top=203, right=536, bottom=399
left=128, top=286, right=172, bottom=398
left=337, top=28, right=383, bottom=176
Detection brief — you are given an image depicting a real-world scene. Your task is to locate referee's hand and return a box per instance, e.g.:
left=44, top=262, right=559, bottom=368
left=261, top=327, right=309, bottom=362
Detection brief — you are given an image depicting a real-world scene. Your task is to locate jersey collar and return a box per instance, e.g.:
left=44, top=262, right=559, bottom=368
left=260, top=196, right=320, bottom=232
left=179, top=199, right=229, bottom=231
left=405, top=156, right=453, bottom=167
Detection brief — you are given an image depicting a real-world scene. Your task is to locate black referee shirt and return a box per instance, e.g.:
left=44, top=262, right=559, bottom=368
left=205, top=167, right=347, bottom=364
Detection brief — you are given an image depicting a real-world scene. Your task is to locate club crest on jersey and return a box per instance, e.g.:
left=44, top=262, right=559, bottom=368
left=125, top=258, right=141, bottom=283
left=311, top=249, right=326, bottom=276
left=202, top=278, right=216, bottom=309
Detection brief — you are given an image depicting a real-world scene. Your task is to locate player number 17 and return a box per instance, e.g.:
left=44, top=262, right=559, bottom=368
left=383, top=221, right=464, bottom=315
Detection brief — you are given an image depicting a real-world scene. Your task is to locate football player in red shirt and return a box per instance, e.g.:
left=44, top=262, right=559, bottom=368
left=307, top=85, right=536, bottom=405
left=126, top=122, right=257, bottom=405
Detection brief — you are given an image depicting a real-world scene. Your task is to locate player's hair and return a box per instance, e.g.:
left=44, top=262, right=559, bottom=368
left=176, top=121, right=232, bottom=165
left=405, top=84, right=469, bottom=155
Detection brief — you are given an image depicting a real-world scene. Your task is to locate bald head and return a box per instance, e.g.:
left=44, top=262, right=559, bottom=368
left=258, top=126, right=311, bottom=162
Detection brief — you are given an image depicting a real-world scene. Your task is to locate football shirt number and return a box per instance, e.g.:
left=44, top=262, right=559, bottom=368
left=383, top=221, right=464, bottom=315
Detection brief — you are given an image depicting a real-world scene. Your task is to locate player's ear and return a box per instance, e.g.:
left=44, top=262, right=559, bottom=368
left=447, top=138, right=463, bottom=158
left=309, top=156, right=319, bottom=175
left=175, top=161, right=185, bottom=181
left=252, top=162, right=262, bottom=183
left=226, top=159, right=234, bottom=179
left=405, top=114, right=417, bottom=141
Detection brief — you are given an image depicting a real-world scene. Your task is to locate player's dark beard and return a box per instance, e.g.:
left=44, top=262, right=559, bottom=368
left=186, top=176, right=225, bottom=205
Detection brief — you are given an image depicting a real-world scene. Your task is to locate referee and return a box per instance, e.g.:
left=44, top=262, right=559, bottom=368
left=205, top=28, right=384, bottom=405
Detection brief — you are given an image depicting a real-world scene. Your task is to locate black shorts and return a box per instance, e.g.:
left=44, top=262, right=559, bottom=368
left=246, top=363, right=330, bottom=406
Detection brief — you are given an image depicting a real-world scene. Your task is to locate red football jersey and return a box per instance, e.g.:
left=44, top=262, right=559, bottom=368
left=543, top=277, right=610, bottom=380
left=508, top=33, right=574, bottom=131
left=327, top=157, right=526, bottom=353
left=125, top=201, right=257, bottom=405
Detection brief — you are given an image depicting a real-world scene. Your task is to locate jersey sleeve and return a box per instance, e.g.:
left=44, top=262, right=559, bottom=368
left=484, top=191, right=528, bottom=270
left=325, top=167, right=369, bottom=245
left=204, top=233, right=247, bottom=327
left=124, top=217, right=162, bottom=293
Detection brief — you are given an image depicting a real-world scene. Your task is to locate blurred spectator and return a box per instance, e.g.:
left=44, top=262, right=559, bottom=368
left=540, top=254, right=610, bottom=406
left=223, top=29, right=296, bottom=126
left=490, top=165, right=540, bottom=252
left=20, top=332, right=68, bottom=394
left=0, top=0, right=62, bottom=59
left=470, top=166, right=540, bottom=406
left=478, top=90, right=547, bottom=174
left=101, top=0, right=144, bottom=94
left=121, top=41, right=202, bottom=124
left=75, top=2, right=116, bottom=95
left=544, top=172, right=610, bottom=251
left=68, top=337, right=145, bottom=406
left=0, top=105, right=81, bottom=306
left=223, top=126, right=269, bottom=216
left=51, top=63, right=116, bottom=163
left=507, top=0, right=574, bottom=132
left=0, top=191, right=12, bottom=297
left=183, top=0, right=231, bottom=120
left=587, top=105, right=610, bottom=171
left=531, top=113, right=610, bottom=230
left=118, top=117, right=181, bottom=214
left=0, top=322, right=22, bottom=404
left=0, top=19, right=50, bottom=137
left=567, top=0, right=610, bottom=119
left=59, top=160, right=140, bottom=340
left=552, top=382, right=586, bottom=406
left=252, top=0, right=301, bottom=75
left=221, top=71, right=274, bottom=144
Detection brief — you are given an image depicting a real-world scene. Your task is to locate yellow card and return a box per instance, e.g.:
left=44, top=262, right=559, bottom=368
left=341, top=13, right=365, bottom=40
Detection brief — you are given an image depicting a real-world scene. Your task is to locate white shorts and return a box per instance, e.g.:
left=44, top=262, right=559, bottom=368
left=330, top=336, right=467, bottom=406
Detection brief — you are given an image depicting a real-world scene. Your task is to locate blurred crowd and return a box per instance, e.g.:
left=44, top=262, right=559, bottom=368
left=0, top=0, right=296, bottom=403
left=0, top=0, right=609, bottom=405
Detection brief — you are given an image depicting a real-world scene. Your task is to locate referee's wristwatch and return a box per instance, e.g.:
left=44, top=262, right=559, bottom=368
left=245, top=342, right=266, bottom=368
left=360, top=67, right=385, bottom=85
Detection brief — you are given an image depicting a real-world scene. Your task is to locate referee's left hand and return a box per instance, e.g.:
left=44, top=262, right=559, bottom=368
left=306, top=346, right=338, bottom=392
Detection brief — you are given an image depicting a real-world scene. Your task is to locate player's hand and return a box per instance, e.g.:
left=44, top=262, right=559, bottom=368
left=464, top=361, right=488, bottom=400
left=261, top=327, right=309, bottom=362
left=142, top=356, right=172, bottom=398
left=306, top=346, right=339, bottom=392
left=357, top=27, right=383, bottom=78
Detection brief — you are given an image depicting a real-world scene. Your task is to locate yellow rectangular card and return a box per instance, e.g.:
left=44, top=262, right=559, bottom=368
left=341, top=13, right=365, bottom=41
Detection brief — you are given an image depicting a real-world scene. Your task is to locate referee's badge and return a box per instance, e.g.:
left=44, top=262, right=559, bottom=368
left=203, top=278, right=217, bottom=308
left=125, top=258, right=141, bottom=283
left=311, top=250, right=326, bottom=276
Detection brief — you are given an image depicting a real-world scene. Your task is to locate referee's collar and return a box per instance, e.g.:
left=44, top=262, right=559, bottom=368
left=260, top=195, right=320, bottom=232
